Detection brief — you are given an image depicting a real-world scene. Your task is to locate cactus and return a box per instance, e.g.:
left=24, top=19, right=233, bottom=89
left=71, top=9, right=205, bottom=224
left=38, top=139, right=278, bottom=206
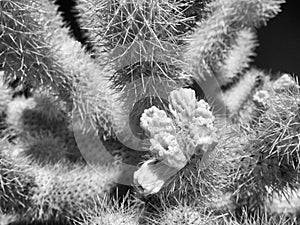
left=218, top=28, right=258, bottom=86
left=221, top=68, right=265, bottom=117
left=0, top=140, right=35, bottom=215
left=157, top=203, right=294, bottom=225
left=1, top=138, right=121, bottom=222
left=184, top=0, right=284, bottom=82
left=134, top=88, right=217, bottom=194
left=231, top=83, right=300, bottom=214
left=5, top=94, right=84, bottom=163
left=23, top=132, right=82, bottom=165
left=32, top=0, right=124, bottom=139
left=76, top=0, right=210, bottom=97
left=6, top=94, right=67, bottom=136
left=30, top=163, right=120, bottom=220
left=0, top=0, right=73, bottom=102
left=51, top=0, right=94, bottom=52
left=0, top=71, right=10, bottom=137
left=78, top=195, right=140, bottom=225
left=0, top=71, right=11, bottom=111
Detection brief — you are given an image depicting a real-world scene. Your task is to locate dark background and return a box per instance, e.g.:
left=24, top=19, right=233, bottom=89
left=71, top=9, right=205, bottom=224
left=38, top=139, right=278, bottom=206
left=254, top=0, right=300, bottom=77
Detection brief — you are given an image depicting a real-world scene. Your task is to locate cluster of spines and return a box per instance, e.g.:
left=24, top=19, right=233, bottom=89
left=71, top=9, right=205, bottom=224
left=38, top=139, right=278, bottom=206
left=0, top=139, right=121, bottom=223
left=184, top=0, right=284, bottom=82
left=0, top=146, right=34, bottom=215
left=0, top=0, right=73, bottom=103
left=76, top=0, right=209, bottom=99
left=229, top=82, right=300, bottom=215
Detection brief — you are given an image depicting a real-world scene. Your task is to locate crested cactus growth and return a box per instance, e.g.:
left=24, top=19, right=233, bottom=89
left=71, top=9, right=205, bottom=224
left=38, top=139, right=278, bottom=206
left=134, top=88, right=217, bottom=194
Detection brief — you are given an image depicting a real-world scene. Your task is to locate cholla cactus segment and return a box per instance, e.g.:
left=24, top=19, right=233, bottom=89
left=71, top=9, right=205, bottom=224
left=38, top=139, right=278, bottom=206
left=23, top=133, right=71, bottom=165
left=82, top=211, right=139, bottom=225
left=184, top=0, right=284, bottom=81
left=76, top=0, right=206, bottom=88
left=0, top=0, right=73, bottom=101
left=31, top=163, right=120, bottom=219
left=33, top=0, right=124, bottom=138
left=0, top=142, right=35, bottom=214
left=150, top=132, right=187, bottom=169
left=218, top=29, right=258, bottom=85
left=140, top=106, right=175, bottom=137
left=232, top=85, right=300, bottom=212
left=265, top=186, right=300, bottom=215
left=159, top=205, right=216, bottom=225
left=273, top=73, right=296, bottom=91
left=222, top=68, right=263, bottom=116
left=79, top=190, right=140, bottom=225
left=6, top=94, right=68, bottom=136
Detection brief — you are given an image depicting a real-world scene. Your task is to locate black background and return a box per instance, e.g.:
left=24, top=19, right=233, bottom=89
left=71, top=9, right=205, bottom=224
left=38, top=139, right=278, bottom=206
left=254, top=0, right=300, bottom=77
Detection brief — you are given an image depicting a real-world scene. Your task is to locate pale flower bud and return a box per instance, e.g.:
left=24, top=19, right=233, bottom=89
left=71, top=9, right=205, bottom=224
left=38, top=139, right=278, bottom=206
left=140, top=106, right=175, bottom=137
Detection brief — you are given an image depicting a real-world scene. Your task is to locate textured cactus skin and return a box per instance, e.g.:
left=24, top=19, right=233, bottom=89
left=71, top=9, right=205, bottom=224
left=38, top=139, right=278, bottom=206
left=5, top=94, right=82, bottom=164
left=76, top=0, right=208, bottom=83
left=229, top=82, right=300, bottom=214
left=2, top=0, right=299, bottom=223
left=222, top=68, right=264, bottom=116
left=0, top=0, right=73, bottom=102
left=218, top=29, right=258, bottom=86
left=1, top=139, right=120, bottom=222
left=30, top=164, right=120, bottom=220
left=184, top=0, right=284, bottom=82
left=0, top=141, right=35, bottom=215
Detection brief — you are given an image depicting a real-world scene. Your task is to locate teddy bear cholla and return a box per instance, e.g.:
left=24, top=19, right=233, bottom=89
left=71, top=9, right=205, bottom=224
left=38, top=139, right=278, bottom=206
left=133, top=88, right=218, bottom=194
